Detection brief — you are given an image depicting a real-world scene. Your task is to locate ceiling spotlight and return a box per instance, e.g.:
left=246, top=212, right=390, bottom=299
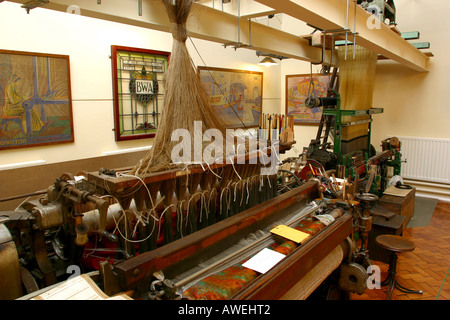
left=258, top=56, right=278, bottom=67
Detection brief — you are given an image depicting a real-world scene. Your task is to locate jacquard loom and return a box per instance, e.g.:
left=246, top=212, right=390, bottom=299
left=301, top=42, right=403, bottom=198
left=0, top=148, right=375, bottom=300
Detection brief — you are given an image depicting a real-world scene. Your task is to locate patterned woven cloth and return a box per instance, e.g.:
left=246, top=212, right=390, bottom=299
left=183, top=216, right=325, bottom=300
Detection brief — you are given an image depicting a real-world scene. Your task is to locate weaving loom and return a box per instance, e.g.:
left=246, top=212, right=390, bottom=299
left=0, top=0, right=380, bottom=300
left=302, top=42, right=401, bottom=198
left=3, top=172, right=359, bottom=300
left=337, top=45, right=378, bottom=155
left=96, top=180, right=356, bottom=300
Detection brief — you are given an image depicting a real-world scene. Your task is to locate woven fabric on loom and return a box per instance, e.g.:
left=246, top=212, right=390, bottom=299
left=337, top=45, right=378, bottom=148
left=183, top=217, right=326, bottom=300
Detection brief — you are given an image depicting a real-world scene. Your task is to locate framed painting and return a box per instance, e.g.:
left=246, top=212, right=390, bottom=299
left=285, top=73, right=332, bottom=125
left=111, top=45, right=170, bottom=141
left=198, top=66, right=263, bottom=129
left=0, top=49, right=74, bottom=150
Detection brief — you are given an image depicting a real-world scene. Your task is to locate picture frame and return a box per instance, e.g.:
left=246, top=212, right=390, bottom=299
left=111, top=45, right=170, bottom=141
left=285, top=73, right=332, bottom=125
left=198, top=66, right=263, bottom=129
left=0, top=49, right=74, bottom=150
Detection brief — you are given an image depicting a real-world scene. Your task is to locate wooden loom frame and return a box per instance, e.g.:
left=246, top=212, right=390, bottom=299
left=96, top=177, right=353, bottom=299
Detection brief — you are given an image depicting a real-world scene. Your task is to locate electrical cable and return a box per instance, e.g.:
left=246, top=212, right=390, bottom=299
left=436, top=266, right=450, bottom=300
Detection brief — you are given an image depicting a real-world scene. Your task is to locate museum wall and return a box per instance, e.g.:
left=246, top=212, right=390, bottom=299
left=0, top=2, right=280, bottom=169
left=277, top=0, right=450, bottom=200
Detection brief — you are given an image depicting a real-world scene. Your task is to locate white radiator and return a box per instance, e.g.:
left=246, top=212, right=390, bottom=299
left=394, top=136, right=450, bottom=184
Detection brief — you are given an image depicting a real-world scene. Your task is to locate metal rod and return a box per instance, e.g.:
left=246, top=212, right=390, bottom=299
left=138, top=0, right=142, bottom=16
left=238, top=0, right=241, bottom=44
left=331, top=34, right=335, bottom=66
left=353, top=0, right=357, bottom=59
left=345, top=0, right=349, bottom=60
left=0, top=190, right=47, bottom=203
left=346, top=0, right=350, bottom=28
left=248, top=18, right=252, bottom=46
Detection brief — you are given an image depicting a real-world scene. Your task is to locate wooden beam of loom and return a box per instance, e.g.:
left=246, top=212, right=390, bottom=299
left=255, top=0, right=430, bottom=72
left=6, top=0, right=335, bottom=65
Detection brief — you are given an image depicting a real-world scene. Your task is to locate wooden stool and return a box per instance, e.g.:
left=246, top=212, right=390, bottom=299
left=375, top=234, right=423, bottom=300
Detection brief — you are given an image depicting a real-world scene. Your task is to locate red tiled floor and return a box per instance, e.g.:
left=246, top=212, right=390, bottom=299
left=351, top=201, right=450, bottom=300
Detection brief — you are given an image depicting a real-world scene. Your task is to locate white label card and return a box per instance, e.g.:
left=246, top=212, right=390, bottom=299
left=242, top=248, right=286, bottom=274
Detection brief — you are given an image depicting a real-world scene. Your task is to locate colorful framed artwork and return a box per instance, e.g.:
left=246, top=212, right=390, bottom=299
left=0, top=49, right=74, bottom=150
left=111, top=45, right=170, bottom=141
left=198, top=66, right=263, bottom=129
left=285, top=73, right=332, bottom=125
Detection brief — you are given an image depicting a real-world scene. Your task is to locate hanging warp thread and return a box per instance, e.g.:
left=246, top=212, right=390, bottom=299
left=337, top=45, right=378, bottom=154
left=104, top=0, right=281, bottom=260
left=130, top=0, right=232, bottom=176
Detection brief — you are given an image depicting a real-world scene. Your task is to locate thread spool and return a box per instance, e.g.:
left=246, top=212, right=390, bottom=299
left=75, top=222, right=89, bottom=246
left=389, top=137, right=400, bottom=148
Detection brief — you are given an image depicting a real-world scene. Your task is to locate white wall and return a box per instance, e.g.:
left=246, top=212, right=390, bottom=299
left=371, top=0, right=450, bottom=144
left=278, top=1, right=450, bottom=155
left=0, top=1, right=280, bottom=168
left=371, top=0, right=450, bottom=200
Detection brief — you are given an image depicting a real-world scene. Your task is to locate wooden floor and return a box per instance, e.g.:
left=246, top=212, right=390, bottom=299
left=351, top=200, right=450, bottom=300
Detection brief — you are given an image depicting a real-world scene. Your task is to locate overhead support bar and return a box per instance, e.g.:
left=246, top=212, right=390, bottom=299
left=7, top=0, right=336, bottom=66
left=255, top=0, right=429, bottom=72
left=240, top=9, right=279, bottom=20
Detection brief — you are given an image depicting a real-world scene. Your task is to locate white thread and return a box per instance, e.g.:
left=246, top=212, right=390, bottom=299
left=229, top=156, right=242, bottom=180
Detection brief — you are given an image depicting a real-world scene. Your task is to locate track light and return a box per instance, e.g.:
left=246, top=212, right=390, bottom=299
left=258, top=56, right=277, bottom=67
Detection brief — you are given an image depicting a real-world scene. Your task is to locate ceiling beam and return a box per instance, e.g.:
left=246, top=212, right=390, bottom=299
left=6, top=0, right=335, bottom=65
left=255, top=0, right=429, bottom=72
left=240, top=9, right=279, bottom=20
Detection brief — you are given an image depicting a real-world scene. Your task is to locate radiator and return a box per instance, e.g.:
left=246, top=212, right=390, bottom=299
left=394, top=136, right=450, bottom=184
